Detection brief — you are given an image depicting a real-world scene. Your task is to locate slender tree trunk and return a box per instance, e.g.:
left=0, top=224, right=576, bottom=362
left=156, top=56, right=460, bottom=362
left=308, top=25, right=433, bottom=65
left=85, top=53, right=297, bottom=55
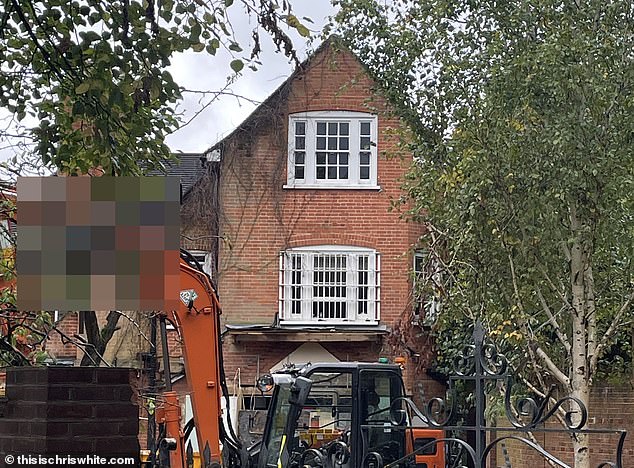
left=571, top=384, right=590, bottom=468
left=630, top=324, right=634, bottom=385
left=570, top=206, right=591, bottom=468
left=80, top=311, right=121, bottom=366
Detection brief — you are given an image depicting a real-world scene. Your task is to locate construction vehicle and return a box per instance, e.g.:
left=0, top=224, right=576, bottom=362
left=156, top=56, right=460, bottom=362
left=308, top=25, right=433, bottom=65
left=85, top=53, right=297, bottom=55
left=148, top=250, right=242, bottom=468
left=253, top=363, right=445, bottom=468
left=148, top=250, right=445, bottom=468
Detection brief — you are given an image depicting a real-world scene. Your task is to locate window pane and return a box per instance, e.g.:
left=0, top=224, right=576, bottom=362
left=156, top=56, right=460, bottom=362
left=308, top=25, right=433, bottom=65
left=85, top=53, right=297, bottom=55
left=287, top=114, right=377, bottom=187
left=281, top=249, right=378, bottom=323
left=312, top=254, right=348, bottom=320
left=295, top=166, right=305, bottom=179
left=361, top=137, right=371, bottom=150
left=289, top=254, right=302, bottom=314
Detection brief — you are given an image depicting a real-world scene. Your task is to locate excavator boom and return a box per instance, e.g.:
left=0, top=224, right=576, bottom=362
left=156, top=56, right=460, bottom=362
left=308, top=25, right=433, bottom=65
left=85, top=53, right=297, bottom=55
left=154, top=252, right=232, bottom=468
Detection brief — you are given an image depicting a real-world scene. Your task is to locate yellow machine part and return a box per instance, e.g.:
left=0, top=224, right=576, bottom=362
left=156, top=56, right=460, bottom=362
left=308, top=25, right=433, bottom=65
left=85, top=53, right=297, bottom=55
left=140, top=450, right=202, bottom=468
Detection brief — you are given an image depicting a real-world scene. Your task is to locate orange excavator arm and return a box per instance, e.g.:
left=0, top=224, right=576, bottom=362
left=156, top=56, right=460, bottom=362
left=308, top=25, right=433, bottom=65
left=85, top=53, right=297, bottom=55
left=155, top=252, right=240, bottom=468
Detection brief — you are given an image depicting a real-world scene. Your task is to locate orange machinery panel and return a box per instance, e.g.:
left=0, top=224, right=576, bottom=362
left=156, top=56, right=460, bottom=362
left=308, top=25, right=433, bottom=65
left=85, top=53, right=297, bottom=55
left=162, top=258, right=224, bottom=467
left=406, top=428, right=446, bottom=468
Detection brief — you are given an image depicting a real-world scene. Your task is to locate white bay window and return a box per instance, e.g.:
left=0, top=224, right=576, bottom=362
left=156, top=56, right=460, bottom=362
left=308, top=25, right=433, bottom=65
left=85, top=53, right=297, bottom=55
left=279, top=246, right=380, bottom=325
left=286, top=111, right=379, bottom=189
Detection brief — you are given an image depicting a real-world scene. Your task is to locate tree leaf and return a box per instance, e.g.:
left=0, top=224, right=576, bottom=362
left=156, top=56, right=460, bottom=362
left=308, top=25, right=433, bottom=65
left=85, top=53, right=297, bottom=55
left=230, top=59, right=244, bottom=73
left=295, top=24, right=310, bottom=38
left=75, top=82, right=91, bottom=94
left=228, top=42, right=243, bottom=52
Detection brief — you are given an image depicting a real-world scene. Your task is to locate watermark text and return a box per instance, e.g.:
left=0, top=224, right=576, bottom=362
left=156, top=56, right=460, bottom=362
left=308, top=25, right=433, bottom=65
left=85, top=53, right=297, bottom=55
left=4, top=454, right=136, bottom=465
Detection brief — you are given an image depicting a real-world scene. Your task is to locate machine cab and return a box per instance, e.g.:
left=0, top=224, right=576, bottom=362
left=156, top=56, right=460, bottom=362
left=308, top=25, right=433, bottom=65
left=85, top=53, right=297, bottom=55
left=256, top=363, right=410, bottom=468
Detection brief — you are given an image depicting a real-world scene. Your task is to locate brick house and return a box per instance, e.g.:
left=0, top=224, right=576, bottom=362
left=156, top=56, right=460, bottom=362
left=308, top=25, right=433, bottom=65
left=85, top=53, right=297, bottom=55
left=179, top=38, right=442, bottom=398
left=1, top=41, right=440, bottom=395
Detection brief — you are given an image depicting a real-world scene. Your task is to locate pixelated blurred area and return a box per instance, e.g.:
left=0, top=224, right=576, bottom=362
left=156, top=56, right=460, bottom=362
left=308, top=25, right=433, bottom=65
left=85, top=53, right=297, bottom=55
left=16, top=177, right=180, bottom=311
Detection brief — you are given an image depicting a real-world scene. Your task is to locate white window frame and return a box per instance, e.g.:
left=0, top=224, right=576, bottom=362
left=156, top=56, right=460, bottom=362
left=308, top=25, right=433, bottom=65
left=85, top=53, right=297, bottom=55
left=0, top=219, right=13, bottom=249
left=285, top=111, right=380, bottom=189
left=188, top=250, right=212, bottom=277
left=279, top=246, right=380, bottom=325
left=413, top=251, right=442, bottom=327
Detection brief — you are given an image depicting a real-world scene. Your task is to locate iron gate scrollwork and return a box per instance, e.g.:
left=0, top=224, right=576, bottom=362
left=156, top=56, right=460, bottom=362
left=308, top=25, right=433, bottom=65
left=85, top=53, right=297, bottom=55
left=289, top=321, right=626, bottom=468
left=374, top=321, right=627, bottom=468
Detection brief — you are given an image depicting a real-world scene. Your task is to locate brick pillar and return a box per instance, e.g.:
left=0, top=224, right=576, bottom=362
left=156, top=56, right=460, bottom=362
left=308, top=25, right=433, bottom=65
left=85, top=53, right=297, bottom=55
left=0, top=367, right=140, bottom=466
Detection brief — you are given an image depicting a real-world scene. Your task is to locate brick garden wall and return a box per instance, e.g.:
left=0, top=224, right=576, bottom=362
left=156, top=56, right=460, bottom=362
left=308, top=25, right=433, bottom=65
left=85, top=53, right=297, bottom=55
left=496, top=383, right=633, bottom=466
left=0, top=367, right=140, bottom=466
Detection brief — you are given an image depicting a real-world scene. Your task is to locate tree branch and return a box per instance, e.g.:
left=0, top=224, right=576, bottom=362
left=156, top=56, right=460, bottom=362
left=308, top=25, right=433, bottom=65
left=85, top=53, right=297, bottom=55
left=536, top=286, right=571, bottom=354
left=533, top=344, right=570, bottom=388
left=537, top=263, right=572, bottom=310
left=591, top=291, right=634, bottom=374
left=508, top=252, right=570, bottom=388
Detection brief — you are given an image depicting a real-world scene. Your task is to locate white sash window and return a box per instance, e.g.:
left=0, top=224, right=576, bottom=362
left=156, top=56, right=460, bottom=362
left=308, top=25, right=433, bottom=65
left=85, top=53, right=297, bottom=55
left=279, top=246, right=380, bottom=325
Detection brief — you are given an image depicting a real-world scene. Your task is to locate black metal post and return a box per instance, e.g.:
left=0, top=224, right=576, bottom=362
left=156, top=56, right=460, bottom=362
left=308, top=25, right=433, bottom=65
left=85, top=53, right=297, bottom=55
left=473, top=321, right=486, bottom=467
left=147, top=315, right=158, bottom=467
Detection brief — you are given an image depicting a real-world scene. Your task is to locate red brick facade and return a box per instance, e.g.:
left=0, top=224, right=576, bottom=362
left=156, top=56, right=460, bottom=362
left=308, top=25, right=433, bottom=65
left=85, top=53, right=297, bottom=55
left=181, top=40, right=432, bottom=393
left=44, top=313, right=80, bottom=360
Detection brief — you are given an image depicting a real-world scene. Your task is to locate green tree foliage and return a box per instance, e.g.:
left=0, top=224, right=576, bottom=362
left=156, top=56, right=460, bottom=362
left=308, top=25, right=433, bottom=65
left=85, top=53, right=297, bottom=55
left=0, top=188, right=52, bottom=366
left=335, top=1, right=633, bottom=465
left=0, top=0, right=310, bottom=176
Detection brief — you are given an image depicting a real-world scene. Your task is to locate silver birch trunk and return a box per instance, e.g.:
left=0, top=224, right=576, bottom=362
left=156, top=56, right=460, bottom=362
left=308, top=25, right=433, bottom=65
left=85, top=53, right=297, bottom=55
left=570, top=206, right=591, bottom=468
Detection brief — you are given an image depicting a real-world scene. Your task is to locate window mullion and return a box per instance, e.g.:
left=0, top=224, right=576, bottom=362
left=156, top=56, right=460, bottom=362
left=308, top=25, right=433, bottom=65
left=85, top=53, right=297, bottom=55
left=307, top=122, right=316, bottom=185
left=371, top=119, right=378, bottom=185
left=347, top=253, right=355, bottom=323
left=350, top=122, right=359, bottom=184
left=375, top=253, right=381, bottom=321
left=369, top=252, right=375, bottom=320
left=302, top=252, right=312, bottom=320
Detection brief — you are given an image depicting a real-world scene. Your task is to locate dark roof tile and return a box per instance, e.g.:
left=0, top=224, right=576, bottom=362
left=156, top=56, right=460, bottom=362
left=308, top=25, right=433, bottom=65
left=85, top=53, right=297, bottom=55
left=147, top=153, right=208, bottom=195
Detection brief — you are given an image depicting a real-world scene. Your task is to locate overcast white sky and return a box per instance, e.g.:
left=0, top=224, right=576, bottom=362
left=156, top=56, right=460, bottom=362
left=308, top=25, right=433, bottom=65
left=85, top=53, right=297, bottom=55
left=0, top=1, right=336, bottom=171
left=165, top=1, right=337, bottom=154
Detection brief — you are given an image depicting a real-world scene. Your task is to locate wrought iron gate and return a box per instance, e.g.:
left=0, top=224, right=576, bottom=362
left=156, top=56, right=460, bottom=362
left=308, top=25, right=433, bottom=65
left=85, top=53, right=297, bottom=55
left=378, top=321, right=627, bottom=468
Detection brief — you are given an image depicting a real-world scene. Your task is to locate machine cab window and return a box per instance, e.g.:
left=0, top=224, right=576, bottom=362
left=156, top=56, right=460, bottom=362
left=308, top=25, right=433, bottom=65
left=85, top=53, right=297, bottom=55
left=259, top=364, right=410, bottom=468
left=359, top=369, right=407, bottom=465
